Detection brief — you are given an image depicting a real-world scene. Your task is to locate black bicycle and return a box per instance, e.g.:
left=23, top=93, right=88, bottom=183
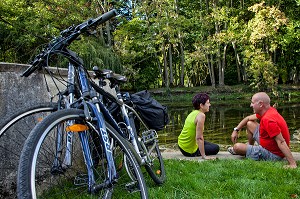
left=91, top=67, right=166, bottom=185
left=16, top=9, right=148, bottom=199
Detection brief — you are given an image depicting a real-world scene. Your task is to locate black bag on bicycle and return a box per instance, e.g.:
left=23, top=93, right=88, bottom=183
left=130, top=90, right=169, bottom=131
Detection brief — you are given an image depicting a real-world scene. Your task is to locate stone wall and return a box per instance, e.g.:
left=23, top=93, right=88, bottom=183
left=0, top=62, right=117, bottom=198
left=0, top=62, right=67, bottom=198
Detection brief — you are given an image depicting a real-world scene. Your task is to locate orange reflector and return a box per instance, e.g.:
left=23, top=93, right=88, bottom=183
left=156, top=170, right=161, bottom=175
left=66, top=124, right=89, bottom=132
left=118, top=161, right=123, bottom=170
left=37, top=118, right=43, bottom=122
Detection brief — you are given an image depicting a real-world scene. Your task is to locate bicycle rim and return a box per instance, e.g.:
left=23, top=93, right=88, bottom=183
left=17, top=109, right=148, bottom=199
left=130, top=116, right=166, bottom=185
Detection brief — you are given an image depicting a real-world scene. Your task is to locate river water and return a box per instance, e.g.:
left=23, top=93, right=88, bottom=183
left=158, top=102, right=300, bottom=151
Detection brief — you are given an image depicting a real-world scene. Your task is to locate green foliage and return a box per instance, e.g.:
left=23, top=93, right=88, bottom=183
left=245, top=2, right=288, bottom=90
left=0, top=0, right=119, bottom=71
left=70, top=36, right=122, bottom=72
left=1, top=0, right=300, bottom=90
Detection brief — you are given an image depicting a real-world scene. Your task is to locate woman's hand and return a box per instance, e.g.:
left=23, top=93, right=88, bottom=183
left=202, top=155, right=216, bottom=160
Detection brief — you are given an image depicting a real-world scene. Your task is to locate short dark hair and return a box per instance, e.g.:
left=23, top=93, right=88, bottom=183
left=192, top=93, right=210, bottom=110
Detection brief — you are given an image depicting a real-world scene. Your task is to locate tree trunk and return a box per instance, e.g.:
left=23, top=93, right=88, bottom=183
left=220, top=44, right=227, bottom=86
left=217, top=47, right=224, bottom=86
left=232, top=41, right=241, bottom=82
left=162, top=41, right=169, bottom=88
left=208, top=54, right=216, bottom=88
left=179, top=37, right=185, bottom=87
left=169, top=44, right=174, bottom=87
left=154, top=51, right=163, bottom=87
left=205, top=0, right=209, bottom=11
left=106, top=21, right=111, bottom=46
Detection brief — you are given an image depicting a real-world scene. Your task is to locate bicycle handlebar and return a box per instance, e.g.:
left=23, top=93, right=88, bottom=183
left=21, top=9, right=118, bottom=77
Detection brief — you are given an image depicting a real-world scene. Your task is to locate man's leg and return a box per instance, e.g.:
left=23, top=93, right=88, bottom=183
left=246, top=120, right=259, bottom=145
left=233, top=121, right=259, bottom=155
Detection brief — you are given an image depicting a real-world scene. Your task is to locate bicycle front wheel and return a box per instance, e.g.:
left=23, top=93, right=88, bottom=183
left=0, top=102, right=57, bottom=198
left=17, top=108, right=148, bottom=199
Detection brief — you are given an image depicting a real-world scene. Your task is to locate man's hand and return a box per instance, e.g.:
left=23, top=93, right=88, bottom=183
left=231, top=131, right=239, bottom=143
left=283, top=164, right=297, bottom=169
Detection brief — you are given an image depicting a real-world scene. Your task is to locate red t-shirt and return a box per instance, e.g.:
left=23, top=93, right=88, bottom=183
left=256, top=107, right=290, bottom=158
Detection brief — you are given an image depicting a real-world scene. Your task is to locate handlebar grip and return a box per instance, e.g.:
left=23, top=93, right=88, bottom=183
left=21, top=64, right=39, bottom=77
left=92, top=9, right=118, bottom=27
left=21, top=55, right=45, bottom=77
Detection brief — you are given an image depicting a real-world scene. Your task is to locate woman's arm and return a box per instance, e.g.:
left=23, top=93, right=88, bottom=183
left=195, top=112, right=215, bottom=160
left=195, top=112, right=205, bottom=158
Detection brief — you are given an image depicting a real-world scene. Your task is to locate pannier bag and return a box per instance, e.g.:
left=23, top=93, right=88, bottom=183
left=130, top=90, right=169, bottom=131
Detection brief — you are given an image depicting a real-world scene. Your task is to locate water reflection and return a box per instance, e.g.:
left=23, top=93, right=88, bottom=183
left=159, top=103, right=300, bottom=151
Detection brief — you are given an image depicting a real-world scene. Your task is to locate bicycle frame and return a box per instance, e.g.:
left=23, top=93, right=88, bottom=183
left=49, top=50, right=119, bottom=193
left=90, top=78, right=158, bottom=166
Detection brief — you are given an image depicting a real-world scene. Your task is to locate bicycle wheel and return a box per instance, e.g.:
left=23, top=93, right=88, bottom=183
left=17, top=108, right=148, bottom=199
left=0, top=102, right=57, bottom=199
left=129, top=115, right=166, bottom=185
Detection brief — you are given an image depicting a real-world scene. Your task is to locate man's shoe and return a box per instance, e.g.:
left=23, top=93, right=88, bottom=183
left=227, top=146, right=238, bottom=155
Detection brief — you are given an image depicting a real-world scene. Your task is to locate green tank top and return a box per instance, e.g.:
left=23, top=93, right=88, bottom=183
left=178, top=110, right=200, bottom=154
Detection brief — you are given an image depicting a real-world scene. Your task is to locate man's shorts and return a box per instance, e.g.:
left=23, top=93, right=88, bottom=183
left=246, top=125, right=283, bottom=161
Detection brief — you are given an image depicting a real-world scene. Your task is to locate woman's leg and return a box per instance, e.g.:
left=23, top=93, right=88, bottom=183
left=178, top=146, right=195, bottom=157
left=204, top=141, right=220, bottom=155
left=179, top=141, right=219, bottom=157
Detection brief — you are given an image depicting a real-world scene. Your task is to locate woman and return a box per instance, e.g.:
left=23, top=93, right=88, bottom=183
left=178, top=93, right=219, bottom=159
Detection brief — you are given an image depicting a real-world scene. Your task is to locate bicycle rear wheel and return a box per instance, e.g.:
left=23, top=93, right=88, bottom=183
left=17, top=108, right=148, bottom=199
left=0, top=102, right=57, bottom=198
left=129, top=115, right=166, bottom=185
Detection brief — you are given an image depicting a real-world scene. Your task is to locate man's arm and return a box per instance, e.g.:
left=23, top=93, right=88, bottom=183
left=274, top=133, right=297, bottom=168
left=231, top=114, right=257, bottom=143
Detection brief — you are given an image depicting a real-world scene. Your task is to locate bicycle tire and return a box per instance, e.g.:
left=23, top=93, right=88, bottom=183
left=0, top=102, right=57, bottom=199
left=17, top=108, right=148, bottom=199
left=129, top=115, right=166, bottom=185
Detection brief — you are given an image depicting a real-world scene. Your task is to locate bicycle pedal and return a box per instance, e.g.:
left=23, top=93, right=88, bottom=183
left=125, top=181, right=139, bottom=193
left=74, top=173, right=89, bottom=186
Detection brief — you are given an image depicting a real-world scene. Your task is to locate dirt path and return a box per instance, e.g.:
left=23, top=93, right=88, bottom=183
left=160, top=148, right=300, bottom=162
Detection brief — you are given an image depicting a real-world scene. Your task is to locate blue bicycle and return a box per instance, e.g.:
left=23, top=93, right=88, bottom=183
left=17, top=10, right=148, bottom=199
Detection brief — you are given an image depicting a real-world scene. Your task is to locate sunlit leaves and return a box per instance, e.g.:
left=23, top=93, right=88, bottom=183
left=246, top=2, right=288, bottom=90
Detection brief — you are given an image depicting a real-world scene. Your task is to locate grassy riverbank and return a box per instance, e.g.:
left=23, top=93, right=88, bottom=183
left=150, top=84, right=300, bottom=151
left=145, top=159, right=300, bottom=199
left=150, top=84, right=300, bottom=106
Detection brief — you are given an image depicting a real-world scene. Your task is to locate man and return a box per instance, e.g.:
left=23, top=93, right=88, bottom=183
left=228, top=92, right=297, bottom=168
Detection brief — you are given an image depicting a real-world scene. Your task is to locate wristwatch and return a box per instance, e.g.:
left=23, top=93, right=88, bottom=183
left=233, top=127, right=240, bottom=132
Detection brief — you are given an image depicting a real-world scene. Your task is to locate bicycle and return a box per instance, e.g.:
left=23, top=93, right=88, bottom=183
left=16, top=9, right=148, bottom=198
left=1, top=67, right=166, bottom=198
left=91, top=67, right=166, bottom=185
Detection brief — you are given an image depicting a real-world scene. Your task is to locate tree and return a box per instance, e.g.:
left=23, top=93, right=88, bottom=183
left=0, top=0, right=121, bottom=70
left=244, top=2, right=288, bottom=90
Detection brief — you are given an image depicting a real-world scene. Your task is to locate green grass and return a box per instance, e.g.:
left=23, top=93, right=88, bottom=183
left=147, top=159, right=300, bottom=199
